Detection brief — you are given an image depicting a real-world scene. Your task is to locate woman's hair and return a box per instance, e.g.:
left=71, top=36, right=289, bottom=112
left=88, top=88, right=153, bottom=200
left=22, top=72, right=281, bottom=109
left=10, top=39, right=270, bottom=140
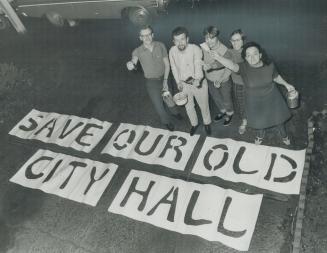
left=203, top=26, right=220, bottom=38
left=241, top=42, right=271, bottom=65
left=229, top=29, right=246, bottom=41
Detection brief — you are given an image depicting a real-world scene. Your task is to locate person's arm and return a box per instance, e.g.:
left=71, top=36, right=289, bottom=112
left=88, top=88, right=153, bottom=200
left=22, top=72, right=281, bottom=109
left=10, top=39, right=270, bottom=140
left=193, top=46, right=204, bottom=87
left=209, top=50, right=239, bottom=72
left=274, top=75, right=295, bottom=91
left=162, top=56, right=170, bottom=91
left=126, top=49, right=139, bottom=70
left=219, top=68, right=232, bottom=82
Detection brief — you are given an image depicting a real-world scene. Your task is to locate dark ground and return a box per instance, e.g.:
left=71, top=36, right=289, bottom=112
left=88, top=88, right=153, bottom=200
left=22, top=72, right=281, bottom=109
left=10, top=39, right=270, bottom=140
left=0, top=0, right=326, bottom=252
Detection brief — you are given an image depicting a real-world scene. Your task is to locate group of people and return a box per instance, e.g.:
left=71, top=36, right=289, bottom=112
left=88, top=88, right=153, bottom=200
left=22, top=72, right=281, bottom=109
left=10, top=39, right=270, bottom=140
left=126, top=25, right=296, bottom=145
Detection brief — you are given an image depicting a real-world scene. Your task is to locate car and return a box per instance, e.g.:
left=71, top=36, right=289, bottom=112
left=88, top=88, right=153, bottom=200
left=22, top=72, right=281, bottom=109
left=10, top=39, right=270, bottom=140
left=0, top=0, right=170, bottom=30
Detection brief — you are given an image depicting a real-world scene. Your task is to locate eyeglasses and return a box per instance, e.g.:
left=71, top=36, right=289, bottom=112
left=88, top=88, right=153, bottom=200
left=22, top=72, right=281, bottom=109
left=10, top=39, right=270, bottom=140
left=140, top=33, right=152, bottom=38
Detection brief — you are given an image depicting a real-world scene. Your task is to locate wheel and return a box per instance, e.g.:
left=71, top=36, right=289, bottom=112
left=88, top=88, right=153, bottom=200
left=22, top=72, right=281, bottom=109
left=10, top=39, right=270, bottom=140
left=126, top=7, right=152, bottom=26
left=45, top=12, right=65, bottom=27
left=0, top=14, right=9, bottom=30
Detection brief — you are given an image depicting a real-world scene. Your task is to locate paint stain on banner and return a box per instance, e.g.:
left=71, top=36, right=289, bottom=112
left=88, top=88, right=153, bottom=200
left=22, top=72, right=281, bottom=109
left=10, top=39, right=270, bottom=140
left=101, top=123, right=200, bottom=171
left=192, top=137, right=306, bottom=194
left=9, top=109, right=112, bottom=153
left=10, top=149, right=118, bottom=206
left=108, top=170, right=263, bottom=251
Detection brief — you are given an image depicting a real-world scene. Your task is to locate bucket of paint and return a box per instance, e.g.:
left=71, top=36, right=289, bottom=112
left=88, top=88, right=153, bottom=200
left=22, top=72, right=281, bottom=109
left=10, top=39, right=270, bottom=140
left=173, top=92, right=188, bottom=106
left=287, top=89, right=299, bottom=109
left=162, top=91, right=175, bottom=108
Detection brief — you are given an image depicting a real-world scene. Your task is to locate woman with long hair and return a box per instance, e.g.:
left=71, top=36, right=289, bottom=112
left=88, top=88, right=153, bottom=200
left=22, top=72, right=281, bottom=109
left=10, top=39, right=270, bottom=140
left=210, top=42, right=295, bottom=145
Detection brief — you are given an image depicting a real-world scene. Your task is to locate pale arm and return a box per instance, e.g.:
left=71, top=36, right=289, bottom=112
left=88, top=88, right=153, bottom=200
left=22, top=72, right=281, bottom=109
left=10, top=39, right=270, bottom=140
left=162, top=56, right=170, bottom=91
left=126, top=55, right=138, bottom=70
left=209, top=51, right=239, bottom=72
left=274, top=75, right=295, bottom=91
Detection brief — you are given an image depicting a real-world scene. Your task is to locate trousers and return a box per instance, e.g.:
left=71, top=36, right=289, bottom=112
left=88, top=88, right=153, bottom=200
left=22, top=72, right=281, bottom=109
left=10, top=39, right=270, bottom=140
left=145, top=78, right=179, bottom=125
left=183, top=79, right=211, bottom=126
left=208, top=79, right=234, bottom=115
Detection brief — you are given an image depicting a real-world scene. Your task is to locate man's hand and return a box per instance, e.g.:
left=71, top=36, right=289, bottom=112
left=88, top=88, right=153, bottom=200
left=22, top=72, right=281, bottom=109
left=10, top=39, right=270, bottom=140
left=209, top=50, right=220, bottom=60
left=126, top=61, right=135, bottom=71
left=193, top=79, right=200, bottom=87
left=177, top=81, right=185, bottom=91
left=214, top=80, right=222, bottom=88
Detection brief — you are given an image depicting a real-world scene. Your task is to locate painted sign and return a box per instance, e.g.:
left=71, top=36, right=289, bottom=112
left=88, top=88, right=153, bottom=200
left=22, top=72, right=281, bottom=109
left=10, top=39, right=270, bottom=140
left=101, top=123, right=200, bottom=171
left=9, top=109, right=112, bottom=153
left=109, top=170, right=263, bottom=251
left=192, top=137, right=306, bottom=194
left=10, top=149, right=118, bottom=206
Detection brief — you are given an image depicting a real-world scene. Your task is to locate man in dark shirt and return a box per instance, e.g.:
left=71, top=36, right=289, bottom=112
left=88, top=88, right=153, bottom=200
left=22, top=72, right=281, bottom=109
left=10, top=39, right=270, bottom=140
left=126, top=25, right=180, bottom=131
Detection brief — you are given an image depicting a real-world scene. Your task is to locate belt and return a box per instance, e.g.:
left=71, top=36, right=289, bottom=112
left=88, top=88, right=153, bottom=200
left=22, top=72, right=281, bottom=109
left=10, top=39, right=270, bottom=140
left=146, top=76, right=163, bottom=80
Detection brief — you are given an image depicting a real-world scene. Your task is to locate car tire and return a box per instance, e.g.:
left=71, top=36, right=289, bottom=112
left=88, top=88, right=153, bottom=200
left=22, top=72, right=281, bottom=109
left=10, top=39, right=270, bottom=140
left=45, top=12, right=65, bottom=27
left=0, top=14, right=9, bottom=30
left=126, top=7, right=152, bottom=26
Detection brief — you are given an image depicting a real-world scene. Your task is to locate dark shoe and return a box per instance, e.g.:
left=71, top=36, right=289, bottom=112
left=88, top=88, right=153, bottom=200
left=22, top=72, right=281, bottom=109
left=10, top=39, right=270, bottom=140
left=214, top=112, right=226, bottom=122
left=173, top=113, right=183, bottom=120
left=165, top=123, right=175, bottom=131
left=204, top=124, right=211, bottom=135
left=223, top=114, right=233, bottom=126
left=189, top=125, right=199, bottom=136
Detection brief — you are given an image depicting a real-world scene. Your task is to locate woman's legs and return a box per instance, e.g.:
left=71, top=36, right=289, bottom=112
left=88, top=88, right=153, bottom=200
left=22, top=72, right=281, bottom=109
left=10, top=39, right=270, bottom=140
left=276, top=124, right=290, bottom=145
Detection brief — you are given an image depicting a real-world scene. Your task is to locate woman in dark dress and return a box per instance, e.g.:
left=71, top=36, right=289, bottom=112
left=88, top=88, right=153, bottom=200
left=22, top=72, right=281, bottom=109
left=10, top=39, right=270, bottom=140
left=210, top=42, right=295, bottom=145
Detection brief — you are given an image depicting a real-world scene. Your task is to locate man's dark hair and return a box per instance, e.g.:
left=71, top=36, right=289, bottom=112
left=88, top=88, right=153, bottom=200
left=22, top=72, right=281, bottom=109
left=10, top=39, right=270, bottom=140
left=203, top=26, right=220, bottom=38
left=241, top=42, right=271, bottom=65
left=139, top=25, right=153, bottom=35
left=230, top=29, right=246, bottom=41
left=172, top=26, right=189, bottom=39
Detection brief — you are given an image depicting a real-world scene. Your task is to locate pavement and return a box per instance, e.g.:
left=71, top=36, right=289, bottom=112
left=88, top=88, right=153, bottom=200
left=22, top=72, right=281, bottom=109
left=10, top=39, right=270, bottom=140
left=0, top=1, right=324, bottom=252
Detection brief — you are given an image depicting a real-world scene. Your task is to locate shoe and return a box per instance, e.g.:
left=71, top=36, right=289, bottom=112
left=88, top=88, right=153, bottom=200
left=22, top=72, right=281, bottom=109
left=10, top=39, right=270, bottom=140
left=254, top=136, right=263, bottom=145
left=173, top=113, right=183, bottom=120
left=189, top=125, right=199, bottom=136
left=165, top=123, right=175, bottom=131
left=223, top=114, right=233, bottom=126
left=204, top=124, right=211, bottom=135
left=282, top=136, right=291, bottom=145
left=214, top=112, right=226, bottom=122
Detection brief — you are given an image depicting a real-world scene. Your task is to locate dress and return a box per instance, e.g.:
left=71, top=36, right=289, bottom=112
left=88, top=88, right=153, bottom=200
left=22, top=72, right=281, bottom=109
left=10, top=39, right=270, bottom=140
left=239, top=62, right=291, bottom=129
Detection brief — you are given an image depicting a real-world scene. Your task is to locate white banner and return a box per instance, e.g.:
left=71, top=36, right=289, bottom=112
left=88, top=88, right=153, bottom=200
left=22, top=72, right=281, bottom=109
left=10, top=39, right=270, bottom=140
left=109, top=170, right=263, bottom=251
left=9, top=109, right=112, bottom=153
left=10, top=149, right=118, bottom=206
left=101, top=123, right=200, bottom=171
left=192, top=137, right=306, bottom=194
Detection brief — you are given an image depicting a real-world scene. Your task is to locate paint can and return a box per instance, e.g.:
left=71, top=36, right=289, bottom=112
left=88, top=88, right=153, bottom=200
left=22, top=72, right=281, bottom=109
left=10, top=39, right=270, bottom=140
left=287, top=89, right=299, bottom=109
left=162, top=91, right=175, bottom=108
left=173, top=92, right=188, bottom=106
